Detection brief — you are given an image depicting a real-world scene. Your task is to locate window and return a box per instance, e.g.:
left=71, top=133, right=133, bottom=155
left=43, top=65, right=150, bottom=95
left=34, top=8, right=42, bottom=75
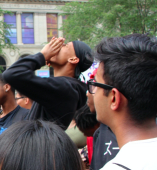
left=21, top=13, right=34, bottom=44
left=46, top=14, right=58, bottom=42
left=4, top=13, right=17, bottom=44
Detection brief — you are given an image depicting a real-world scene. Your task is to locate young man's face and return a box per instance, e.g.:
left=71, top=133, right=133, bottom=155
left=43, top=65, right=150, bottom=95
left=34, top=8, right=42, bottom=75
left=49, top=42, right=76, bottom=66
left=93, top=63, right=110, bottom=125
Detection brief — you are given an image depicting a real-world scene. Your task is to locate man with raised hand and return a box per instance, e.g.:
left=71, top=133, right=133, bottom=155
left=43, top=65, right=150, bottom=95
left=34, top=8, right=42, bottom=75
left=3, top=37, right=93, bottom=130
left=87, top=34, right=157, bottom=170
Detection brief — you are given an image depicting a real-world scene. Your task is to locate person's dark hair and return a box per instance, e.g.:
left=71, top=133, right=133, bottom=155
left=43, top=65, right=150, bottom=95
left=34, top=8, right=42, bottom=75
left=16, top=91, right=33, bottom=103
left=74, top=104, right=98, bottom=130
left=95, top=33, right=157, bottom=123
left=74, top=52, right=94, bottom=79
left=74, top=65, right=81, bottom=79
left=72, top=41, right=93, bottom=79
left=0, top=120, right=84, bottom=170
left=0, top=74, right=15, bottom=94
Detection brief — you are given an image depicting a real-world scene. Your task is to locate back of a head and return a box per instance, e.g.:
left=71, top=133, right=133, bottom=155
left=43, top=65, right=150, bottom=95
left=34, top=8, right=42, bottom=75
left=16, top=91, right=33, bottom=104
left=0, top=120, right=84, bottom=170
left=74, top=104, right=98, bottom=131
left=95, top=33, right=157, bottom=124
left=72, top=41, right=93, bottom=78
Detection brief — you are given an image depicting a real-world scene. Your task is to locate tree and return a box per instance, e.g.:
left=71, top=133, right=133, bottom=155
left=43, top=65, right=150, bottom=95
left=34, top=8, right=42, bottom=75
left=0, top=7, right=17, bottom=55
left=0, top=7, right=18, bottom=72
left=60, top=0, right=157, bottom=48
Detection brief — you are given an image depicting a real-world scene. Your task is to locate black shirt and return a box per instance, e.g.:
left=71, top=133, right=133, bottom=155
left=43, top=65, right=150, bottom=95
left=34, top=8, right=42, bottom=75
left=3, top=53, right=87, bottom=130
left=90, top=124, right=119, bottom=170
left=0, top=105, right=28, bottom=134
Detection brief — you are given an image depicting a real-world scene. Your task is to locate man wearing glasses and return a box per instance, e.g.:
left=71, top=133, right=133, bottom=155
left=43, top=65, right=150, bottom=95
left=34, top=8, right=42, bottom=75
left=87, top=70, right=119, bottom=170
left=87, top=34, right=157, bottom=170
left=15, top=91, right=33, bottom=110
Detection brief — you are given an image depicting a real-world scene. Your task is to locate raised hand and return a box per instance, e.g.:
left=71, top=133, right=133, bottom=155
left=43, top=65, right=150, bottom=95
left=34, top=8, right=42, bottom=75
left=41, top=37, right=65, bottom=63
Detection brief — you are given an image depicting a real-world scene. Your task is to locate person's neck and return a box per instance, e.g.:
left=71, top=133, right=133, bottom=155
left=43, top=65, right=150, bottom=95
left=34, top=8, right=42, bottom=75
left=67, top=120, right=76, bottom=129
left=27, top=103, right=33, bottom=110
left=1, top=98, right=18, bottom=118
left=113, top=118, right=157, bottom=149
left=53, top=65, right=75, bottom=77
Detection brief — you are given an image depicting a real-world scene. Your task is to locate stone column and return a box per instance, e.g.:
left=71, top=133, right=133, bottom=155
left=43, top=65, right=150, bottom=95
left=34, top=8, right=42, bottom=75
left=34, top=12, right=40, bottom=45
left=34, top=12, right=47, bottom=44
left=16, top=11, right=23, bottom=45
left=0, top=15, right=3, bottom=22
left=58, top=14, right=63, bottom=37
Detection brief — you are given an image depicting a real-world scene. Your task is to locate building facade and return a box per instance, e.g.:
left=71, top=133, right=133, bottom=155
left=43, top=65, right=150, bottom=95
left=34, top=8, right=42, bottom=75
left=0, top=0, right=85, bottom=75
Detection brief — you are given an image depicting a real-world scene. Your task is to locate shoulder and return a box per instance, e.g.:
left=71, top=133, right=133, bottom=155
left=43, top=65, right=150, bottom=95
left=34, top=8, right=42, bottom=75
left=15, top=106, right=29, bottom=119
left=103, top=139, right=157, bottom=170
left=46, top=76, right=86, bottom=88
left=18, top=106, right=29, bottom=114
left=101, top=161, right=130, bottom=170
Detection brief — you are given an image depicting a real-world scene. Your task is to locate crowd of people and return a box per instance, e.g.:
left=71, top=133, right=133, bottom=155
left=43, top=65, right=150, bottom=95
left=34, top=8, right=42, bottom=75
left=0, top=34, right=157, bottom=170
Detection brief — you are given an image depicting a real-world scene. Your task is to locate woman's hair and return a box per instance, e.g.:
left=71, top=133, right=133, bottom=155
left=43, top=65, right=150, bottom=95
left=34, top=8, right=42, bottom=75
left=0, top=120, right=84, bottom=170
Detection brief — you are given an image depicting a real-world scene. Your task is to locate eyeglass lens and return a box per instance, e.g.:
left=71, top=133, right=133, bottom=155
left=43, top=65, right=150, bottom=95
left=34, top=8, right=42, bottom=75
left=89, top=79, right=97, bottom=94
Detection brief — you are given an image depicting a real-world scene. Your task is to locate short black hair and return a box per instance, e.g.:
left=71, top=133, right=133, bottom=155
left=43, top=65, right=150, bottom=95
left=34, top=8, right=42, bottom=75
left=95, top=33, right=157, bottom=124
left=16, top=91, right=33, bottom=103
left=74, top=104, right=98, bottom=130
left=0, top=73, right=15, bottom=94
left=0, top=120, right=84, bottom=170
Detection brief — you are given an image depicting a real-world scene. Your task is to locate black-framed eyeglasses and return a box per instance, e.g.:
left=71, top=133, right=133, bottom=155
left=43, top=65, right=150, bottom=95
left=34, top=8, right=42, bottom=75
left=87, top=79, right=113, bottom=94
left=87, top=79, right=132, bottom=100
left=15, top=97, right=26, bottom=100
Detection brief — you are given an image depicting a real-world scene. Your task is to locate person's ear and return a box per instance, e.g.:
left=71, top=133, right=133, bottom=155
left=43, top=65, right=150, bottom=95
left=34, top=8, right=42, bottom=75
left=4, top=84, right=11, bottom=92
left=110, top=88, right=121, bottom=111
left=25, top=98, right=29, bottom=105
left=68, top=57, right=79, bottom=64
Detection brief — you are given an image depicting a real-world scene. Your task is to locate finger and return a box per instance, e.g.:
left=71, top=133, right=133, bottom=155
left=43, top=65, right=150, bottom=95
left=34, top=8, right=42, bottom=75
left=52, top=46, right=62, bottom=55
left=49, top=44, right=63, bottom=55
left=51, top=39, right=64, bottom=50
left=58, top=37, right=65, bottom=41
left=49, top=38, right=57, bottom=46
left=49, top=37, right=64, bottom=47
left=51, top=37, right=55, bottom=40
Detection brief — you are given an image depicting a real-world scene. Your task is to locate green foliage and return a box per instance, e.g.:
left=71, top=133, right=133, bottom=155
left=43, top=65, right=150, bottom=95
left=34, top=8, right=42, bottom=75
left=0, top=66, right=4, bottom=73
left=0, top=7, right=18, bottom=55
left=60, top=0, right=157, bottom=48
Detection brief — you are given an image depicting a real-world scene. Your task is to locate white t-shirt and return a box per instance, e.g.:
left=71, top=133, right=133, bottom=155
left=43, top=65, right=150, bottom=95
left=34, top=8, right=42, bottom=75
left=100, top=137, right=157, bottom=170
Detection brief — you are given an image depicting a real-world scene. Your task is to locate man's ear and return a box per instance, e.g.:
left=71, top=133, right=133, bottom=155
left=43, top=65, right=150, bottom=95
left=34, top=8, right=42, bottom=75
left=4, top=84, right=11, bottom=92
left=68, top=57, right=79, bottom=64
left=25, top=98, right=29, bottom=105
left=110, top=88, right=121, bottom=111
